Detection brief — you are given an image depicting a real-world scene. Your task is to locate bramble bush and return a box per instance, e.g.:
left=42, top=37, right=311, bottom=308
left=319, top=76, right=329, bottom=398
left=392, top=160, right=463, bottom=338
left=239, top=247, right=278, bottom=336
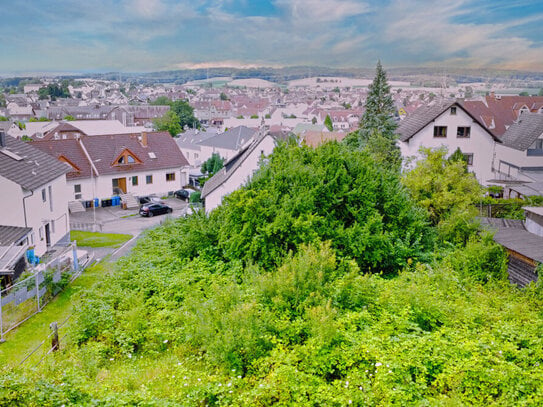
left=3, top=141, right=543, bottom=406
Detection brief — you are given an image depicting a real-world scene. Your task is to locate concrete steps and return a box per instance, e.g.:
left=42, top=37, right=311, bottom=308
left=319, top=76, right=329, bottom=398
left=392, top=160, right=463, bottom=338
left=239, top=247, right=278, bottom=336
left=68, top=200, right=86, bottom=213
left=119, top=194, right=139, bottom=209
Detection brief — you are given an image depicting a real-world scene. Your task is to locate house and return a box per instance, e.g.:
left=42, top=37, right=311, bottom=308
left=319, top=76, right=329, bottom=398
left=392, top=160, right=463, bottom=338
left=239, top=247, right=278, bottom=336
left=491, top=113, right=543, bottom=197
left=197, top=126, right=257, bottom=162
left=175, top=128, right=219, bottom=167
left=31, top=132, right=190, bottom=206
left=302, top=130, right=347, bottom=148
left=463, top=95, right=543, bottom=137
left=0, top=226, right=33, bottom=284
left=201, top=131, right=276, bottom=213
left=0, top=132, right=71, bottom=257
left=20, top=120, right=147, bottom=141
left=397, top=100, right=502, bottom=185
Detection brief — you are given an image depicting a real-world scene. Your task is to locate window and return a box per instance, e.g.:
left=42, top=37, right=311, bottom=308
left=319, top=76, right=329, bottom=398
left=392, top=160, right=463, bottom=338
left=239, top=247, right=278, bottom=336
left=48, top=186, right=53, bottom=211
left=166, top=173, right=175, bottom=182
left=146, top=175, right=153, bottom=184
left=112, top=178, right=119, bottom=188
left=530, top=139, right=543, bottom=150
left=42, top=188, right=47, bottom=202
left=463, top=153, right=474, bottom=166
left=74, top=184, right=81, bottom=193
left=457, top=126, right=471, bottom=138
left=433, top=126, right=447, bottom=138
left=450, top=107, right=457, bottom=115
left=527, top=139, right=543, bottom=156
left=132, top=176, right=138, bottom=186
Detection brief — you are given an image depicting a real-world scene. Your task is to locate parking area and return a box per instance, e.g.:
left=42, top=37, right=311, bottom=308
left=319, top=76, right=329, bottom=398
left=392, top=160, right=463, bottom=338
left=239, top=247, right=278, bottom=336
left=69, top=197, right=191, bottom=260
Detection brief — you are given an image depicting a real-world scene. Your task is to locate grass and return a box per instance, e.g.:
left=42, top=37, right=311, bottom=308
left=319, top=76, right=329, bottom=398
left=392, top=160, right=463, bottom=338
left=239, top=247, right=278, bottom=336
left=70, top=230, right=132, bottom=248
left=0, top=262, right=111, bottom=367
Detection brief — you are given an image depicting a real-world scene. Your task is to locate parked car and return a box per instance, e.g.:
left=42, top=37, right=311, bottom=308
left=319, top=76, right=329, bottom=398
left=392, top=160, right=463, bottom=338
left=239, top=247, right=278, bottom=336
left=139, top=195, right=163, bottom=204
left=174, top=188, right=194, bottom=200
left=139, top=202, right=173, bottom=217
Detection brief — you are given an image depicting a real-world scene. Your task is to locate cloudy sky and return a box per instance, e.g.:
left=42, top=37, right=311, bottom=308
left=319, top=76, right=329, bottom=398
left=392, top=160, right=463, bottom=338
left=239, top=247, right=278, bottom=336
left=2, top=0, right=543, bottom=73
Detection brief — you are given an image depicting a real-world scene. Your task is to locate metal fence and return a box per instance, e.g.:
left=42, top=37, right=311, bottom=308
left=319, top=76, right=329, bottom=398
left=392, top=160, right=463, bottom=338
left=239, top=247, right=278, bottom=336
left=18, top=314, right=73, bottom=367
left=0, top=242, right=90, bottom=341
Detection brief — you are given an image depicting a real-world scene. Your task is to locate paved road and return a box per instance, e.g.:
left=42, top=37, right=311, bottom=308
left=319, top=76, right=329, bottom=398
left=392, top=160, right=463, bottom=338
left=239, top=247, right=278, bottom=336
left=69, top=197, right=190, bottom=262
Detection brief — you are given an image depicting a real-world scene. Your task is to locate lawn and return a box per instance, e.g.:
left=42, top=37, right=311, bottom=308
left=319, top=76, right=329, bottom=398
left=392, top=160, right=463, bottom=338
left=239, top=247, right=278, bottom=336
left=0, top=262, right=110, bottom=367
left=70, top=230, right=132, bottom=248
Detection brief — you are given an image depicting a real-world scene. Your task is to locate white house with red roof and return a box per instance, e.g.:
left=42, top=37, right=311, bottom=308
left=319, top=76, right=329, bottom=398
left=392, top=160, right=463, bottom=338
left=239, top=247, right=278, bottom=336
left=31, top=132, right=190, bottom=207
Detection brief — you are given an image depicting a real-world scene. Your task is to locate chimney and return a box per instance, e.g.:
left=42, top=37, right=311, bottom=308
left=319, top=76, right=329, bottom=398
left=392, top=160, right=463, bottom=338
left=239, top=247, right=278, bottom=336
left=0, top=131, right=5, bottom=148
left=140, top=131, right=148, bottom=147
left=489, top=91, right=495, bottom=99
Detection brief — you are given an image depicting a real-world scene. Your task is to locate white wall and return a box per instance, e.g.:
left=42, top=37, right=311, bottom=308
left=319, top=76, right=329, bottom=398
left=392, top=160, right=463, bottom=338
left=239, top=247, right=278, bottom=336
left=494, top=140, right=543, bottom=181
left=0, top=175, right=70, bottom=256
left=68, top=167, right=188, bottom=201
left=199, top=144, right=239, bottom=163
left=205, top=135, right=276, bottom=213
left=400, top=106, right=496, bottom=185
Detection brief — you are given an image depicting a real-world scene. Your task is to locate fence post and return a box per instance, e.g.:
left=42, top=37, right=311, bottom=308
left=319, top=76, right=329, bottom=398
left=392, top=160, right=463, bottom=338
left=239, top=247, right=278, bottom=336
left=36, top=272, right=41, bottom=312
left=50, top=322, right=59, bottom=352
left=0, top=288, right=4, bottom=343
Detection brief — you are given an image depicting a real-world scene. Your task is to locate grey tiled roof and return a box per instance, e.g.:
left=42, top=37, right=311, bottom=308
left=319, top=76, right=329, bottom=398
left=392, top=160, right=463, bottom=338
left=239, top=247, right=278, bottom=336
left=0, top=225, right=32, bottom=245
left=0, top=135, right=69, bottom=190
left=397, top=101, right=455, bottom=142
left=397, top=100, right=501, bottom=142
left=197, top=126, right=256, bottom=150
left=201, top=131, right=269, bottom=198
left=500, top=113, right=543, bottom=151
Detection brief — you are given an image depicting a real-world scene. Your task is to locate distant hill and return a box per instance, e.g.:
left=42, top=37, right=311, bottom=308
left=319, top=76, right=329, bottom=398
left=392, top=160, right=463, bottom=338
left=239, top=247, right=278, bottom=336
left=2, top=66, right=543, bottom=88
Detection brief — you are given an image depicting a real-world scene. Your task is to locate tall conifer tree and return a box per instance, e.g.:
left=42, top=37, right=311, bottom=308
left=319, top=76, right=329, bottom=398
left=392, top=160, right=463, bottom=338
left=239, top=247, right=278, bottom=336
left=345, top=60, right=398, bottom=148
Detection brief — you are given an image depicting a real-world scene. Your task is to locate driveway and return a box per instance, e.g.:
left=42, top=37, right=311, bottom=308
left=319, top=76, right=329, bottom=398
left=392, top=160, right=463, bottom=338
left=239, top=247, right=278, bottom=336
left=69, top=197, right=191, bottom=261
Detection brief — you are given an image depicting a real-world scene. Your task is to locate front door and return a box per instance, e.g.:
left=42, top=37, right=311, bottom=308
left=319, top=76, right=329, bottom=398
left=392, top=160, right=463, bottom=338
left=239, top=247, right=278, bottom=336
left=112, top=177, right=127, bottom=194
left=45, top=223, right=51, bottom=247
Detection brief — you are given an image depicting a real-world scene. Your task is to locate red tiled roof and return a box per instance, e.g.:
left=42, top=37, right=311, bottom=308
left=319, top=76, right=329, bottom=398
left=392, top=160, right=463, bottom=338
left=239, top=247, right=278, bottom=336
left=31, top=132, right=188, bottom=180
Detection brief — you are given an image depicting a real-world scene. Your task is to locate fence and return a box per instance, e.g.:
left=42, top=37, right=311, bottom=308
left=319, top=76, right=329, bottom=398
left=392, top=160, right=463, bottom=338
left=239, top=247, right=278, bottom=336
left=0, top=242, right=89, bottom=341
left=18, top=314, right=73, bottom=367
left=69, top=221, right=103, bottom=232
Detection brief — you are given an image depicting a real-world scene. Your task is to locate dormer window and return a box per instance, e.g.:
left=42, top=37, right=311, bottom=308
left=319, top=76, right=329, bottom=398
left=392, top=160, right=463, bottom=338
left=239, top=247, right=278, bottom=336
left=113, top=149, right=142, bottom=166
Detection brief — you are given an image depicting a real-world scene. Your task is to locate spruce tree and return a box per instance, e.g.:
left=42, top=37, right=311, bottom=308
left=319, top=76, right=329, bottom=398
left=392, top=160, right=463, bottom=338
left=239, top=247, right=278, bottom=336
left=345, top=60, right=398, bottom=148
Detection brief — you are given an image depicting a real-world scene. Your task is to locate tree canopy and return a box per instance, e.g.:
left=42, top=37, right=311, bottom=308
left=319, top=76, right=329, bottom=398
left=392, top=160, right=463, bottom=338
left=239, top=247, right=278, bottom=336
left=324, top=114, right=333, bottom=131
left=153, top=110, right=182, bottom=136
left=201, top=152, right=224, bottom=176
left=150, top=98, right=200, bottom=130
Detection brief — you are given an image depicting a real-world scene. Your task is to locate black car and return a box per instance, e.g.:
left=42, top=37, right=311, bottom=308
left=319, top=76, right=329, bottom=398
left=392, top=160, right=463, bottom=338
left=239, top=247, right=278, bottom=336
left=139, top=202, right=173, bottom=217
left=174, top=189, right=192, bottom=200
left=138, top=195, right=163, bottom=204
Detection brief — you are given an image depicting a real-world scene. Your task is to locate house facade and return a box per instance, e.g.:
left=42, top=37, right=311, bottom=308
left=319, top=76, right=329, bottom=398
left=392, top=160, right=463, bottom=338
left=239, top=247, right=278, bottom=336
left=202, top=132, right=276, bottom=213
left=32, top=132, right=190, bottom=205
left=0, top=132, right=70, bottom=256
left=492, top=113, right=543, bottom=182
left=398, top=101, right=501, bottom=185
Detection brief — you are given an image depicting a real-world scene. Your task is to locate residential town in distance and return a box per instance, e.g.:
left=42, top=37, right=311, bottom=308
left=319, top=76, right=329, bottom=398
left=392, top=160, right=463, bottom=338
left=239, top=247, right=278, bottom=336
left=1, top=71, right=543, bottom=286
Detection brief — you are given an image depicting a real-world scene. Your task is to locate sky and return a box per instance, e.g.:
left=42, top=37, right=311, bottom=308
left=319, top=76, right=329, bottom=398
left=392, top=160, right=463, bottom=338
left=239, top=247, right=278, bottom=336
left=2, top=0, right=543, bottom=73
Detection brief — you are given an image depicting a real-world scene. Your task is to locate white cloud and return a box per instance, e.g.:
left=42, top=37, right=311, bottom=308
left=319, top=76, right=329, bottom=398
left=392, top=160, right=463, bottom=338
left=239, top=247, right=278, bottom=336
left=126, top=0, right=167, bottom=19
left=377, top=0, right=543, bottom=70
left=275, top=0, right=370, bottom=23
